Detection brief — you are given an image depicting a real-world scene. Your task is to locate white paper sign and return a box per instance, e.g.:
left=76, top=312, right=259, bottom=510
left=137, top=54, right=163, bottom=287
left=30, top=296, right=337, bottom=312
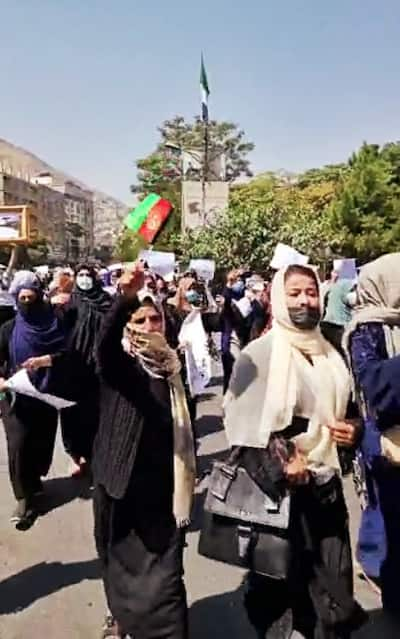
left=179, top=310, right=212, bottom=396
left=189, top=259, right=216, bottom=282
left=139, top=250, right=176, bottom=280
left=270, top=243, right=309, bottom=270
left=333, top=259, right=357, bottom=280
left=6, top=369, right=76, bottom=410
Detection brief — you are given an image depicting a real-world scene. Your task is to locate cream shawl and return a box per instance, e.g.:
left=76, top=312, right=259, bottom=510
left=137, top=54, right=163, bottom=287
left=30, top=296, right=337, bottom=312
left=122, top=323, right=196, bottom=527
left=224, top=266, right=351, bottom=470
left=343, top=253, right=400, bottom=360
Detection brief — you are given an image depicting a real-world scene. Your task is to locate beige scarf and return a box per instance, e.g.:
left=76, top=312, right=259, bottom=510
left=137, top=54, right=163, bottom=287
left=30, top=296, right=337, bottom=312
left=122, top=323, right=196, bottom=527
left=342, top=253, right=400, bottom=465
left=343, top=253, right=400, bottom=362
left=224, top=266, right=351, bottom=470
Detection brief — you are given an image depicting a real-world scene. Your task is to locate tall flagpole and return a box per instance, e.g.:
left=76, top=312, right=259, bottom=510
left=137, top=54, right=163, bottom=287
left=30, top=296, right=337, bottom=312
left=200, top=54, right=210, bottom=226
left=202, top=116, right=208, bottom=225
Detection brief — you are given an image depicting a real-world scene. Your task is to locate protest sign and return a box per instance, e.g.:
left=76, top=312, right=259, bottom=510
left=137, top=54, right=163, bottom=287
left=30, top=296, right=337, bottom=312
left=189, top=259, right=216, bottom=281
left=139, top=250, right=176, bottom=280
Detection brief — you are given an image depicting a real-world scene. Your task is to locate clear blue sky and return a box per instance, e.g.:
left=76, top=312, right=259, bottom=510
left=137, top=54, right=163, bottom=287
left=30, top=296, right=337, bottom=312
left=1, top=0, right=399, bottom=203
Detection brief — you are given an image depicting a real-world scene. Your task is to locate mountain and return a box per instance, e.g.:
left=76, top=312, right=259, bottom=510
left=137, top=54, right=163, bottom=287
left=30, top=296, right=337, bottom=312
left=0, top=137, right=126, bottom=206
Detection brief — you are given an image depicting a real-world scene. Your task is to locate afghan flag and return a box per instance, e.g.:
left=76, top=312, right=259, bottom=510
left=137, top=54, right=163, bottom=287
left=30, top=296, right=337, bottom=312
left=200, top=54, right=210, bottom=122
left=124, top=194, right=173, bottom=243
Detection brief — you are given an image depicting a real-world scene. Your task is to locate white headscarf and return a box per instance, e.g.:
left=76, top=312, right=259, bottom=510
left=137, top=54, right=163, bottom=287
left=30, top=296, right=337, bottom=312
left=224, top=265, right=351, bottom=470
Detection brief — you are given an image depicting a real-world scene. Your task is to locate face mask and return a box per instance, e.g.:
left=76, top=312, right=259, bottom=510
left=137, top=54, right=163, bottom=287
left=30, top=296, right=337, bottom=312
left=18, top=299, right=41, bottom=319
left=288, top=307, right=321, bottom=330
left=231, top=280, right=245, bottom=295
left=185, top=290, right=202, bottom=306
left=77, top=275, right=93, bottom=291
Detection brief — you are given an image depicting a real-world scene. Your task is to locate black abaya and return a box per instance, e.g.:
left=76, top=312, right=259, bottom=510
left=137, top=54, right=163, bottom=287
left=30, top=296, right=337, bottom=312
left=93, top=297, right=188, bottom=639
left=1, top=395, right=57, bottom=500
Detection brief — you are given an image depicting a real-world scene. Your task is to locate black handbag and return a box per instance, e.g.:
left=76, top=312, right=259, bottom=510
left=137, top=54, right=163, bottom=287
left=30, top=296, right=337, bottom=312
left=198, top=458, right=291, bottom=579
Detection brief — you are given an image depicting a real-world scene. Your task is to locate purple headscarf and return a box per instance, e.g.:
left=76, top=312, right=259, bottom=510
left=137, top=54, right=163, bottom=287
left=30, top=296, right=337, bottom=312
left=9, top=273, right=66, bottom=389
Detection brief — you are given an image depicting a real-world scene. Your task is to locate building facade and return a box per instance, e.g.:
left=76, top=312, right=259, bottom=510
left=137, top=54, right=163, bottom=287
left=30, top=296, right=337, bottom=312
left=31, top=173, right=94, bottom=261
left=0, top=172, right=66, bottom=260
left=93, top=192, right=129, bottom=256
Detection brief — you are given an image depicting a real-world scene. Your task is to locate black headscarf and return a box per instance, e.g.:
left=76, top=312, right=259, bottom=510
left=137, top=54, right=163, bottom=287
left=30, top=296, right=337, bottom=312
left=69, top=264, right=113, bottom=367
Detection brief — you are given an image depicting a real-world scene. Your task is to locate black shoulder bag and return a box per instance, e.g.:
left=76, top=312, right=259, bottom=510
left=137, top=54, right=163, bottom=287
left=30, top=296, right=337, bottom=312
left=198, top=452, right=291, bottom=579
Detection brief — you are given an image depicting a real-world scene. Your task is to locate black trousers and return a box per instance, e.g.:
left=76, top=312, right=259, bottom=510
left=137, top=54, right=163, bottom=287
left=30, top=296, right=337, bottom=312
left=1, top=395, right=57, bottom=501
left=60, top=391, right=99, bottom=462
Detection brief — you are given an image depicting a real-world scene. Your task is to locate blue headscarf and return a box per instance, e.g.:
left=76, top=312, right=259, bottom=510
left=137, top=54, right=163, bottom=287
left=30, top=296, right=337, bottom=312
left=9, top=273, right=66, bottom=390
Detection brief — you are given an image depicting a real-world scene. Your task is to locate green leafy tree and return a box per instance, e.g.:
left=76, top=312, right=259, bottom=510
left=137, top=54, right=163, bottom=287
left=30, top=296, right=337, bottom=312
left=329, top=143, right=400, bottom=262
left=113, top=228, right=147, bottom=262
left=131, top=116, right=254, bottom=251
left=178, top=176, right=337, bottom=271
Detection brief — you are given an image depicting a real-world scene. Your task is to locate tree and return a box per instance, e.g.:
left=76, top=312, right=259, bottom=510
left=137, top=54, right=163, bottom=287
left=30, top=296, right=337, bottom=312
left=113, top=228, right=147, bottom=263
left=130, top=116, right=254, bottom=250
left=329, top=143, right=400, bottom=262
left=178, top=175, right=337, bottom=271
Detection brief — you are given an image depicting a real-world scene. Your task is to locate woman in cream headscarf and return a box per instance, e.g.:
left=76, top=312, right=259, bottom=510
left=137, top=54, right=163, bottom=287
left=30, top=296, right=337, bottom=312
left=224, top=264, right=365, bottom=639
left=345, top=253, right=400, bottom=617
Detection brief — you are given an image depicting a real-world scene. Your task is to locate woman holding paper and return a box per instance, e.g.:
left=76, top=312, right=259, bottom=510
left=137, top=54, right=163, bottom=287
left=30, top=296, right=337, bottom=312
left=0, top=272, right=66, bottom=527
left=93, top=264, right=195, bottom=639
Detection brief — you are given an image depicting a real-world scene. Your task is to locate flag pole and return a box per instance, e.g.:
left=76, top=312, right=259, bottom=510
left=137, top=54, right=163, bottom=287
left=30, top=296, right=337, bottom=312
left=200, top=53, right=210, bottom=226
left=202, top=118, right=208, bottom=225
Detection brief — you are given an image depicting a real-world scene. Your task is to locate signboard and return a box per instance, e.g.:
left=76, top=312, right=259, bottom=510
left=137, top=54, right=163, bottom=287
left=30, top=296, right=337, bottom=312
left=139, top=250, right=176, bottom=280
left=182, top=181, right=229, bottom=230
left=0, top=206, right=36, bottom=245
left=189, top=258, right=215, bottom=282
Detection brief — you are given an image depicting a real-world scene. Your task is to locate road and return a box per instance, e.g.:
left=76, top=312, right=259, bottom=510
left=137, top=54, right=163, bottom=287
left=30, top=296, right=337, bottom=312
left=0, top=377, right=399, bottom=638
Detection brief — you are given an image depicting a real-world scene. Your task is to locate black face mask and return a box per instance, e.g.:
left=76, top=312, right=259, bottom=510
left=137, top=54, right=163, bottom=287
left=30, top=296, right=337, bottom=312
left=17, top=300, right=42, bottom=319
left=288, top=306, right=321, bottom=330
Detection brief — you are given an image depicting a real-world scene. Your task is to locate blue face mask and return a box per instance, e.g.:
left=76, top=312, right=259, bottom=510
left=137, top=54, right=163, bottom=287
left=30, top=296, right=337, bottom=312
left=185, top=290, right=202, bottom=306
left=231, top=280, right=245, bottom=295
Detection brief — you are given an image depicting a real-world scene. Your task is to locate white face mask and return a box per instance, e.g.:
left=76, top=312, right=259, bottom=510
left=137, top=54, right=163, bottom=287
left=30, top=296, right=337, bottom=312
left=77, top=274, right=93, bottom=291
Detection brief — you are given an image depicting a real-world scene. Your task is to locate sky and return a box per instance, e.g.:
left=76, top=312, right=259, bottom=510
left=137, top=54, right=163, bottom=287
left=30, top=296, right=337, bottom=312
left=1, top=0, right=400, bottom=204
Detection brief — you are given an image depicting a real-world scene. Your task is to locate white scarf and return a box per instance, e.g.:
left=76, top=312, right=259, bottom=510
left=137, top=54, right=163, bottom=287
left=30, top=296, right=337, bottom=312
left=224, top=267, right=351, bottom=470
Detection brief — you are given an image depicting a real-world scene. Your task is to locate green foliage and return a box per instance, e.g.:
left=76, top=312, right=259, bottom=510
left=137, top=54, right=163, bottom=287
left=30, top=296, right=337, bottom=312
left=130, top=115, right=254, bottom=250
left=113, top=228, right=147, bottom=263
left=178, top=177, right=336, bottom=271
left=179, top=141, right=400, bottom=269
left=329, top=143, right=400, bottom=261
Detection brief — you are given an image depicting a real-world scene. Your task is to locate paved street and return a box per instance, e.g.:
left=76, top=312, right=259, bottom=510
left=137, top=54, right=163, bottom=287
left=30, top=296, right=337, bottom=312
left=0, top=378, right=399, bottom=638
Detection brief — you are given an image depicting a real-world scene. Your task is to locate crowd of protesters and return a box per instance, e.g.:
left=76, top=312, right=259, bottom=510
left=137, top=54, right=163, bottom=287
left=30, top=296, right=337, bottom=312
left=0, top=253, right=399, bottom=638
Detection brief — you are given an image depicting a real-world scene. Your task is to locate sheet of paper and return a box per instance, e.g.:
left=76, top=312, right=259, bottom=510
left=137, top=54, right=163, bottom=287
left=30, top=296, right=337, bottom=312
left=6, top=369, right=76, bottom=410
left=270, top=243, right=309, bottom=270
left=139, top=250, right=176, bottom=280
left=333, top=258, right=357, bottom=280
left=189, top=259, right=216, bottom=282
